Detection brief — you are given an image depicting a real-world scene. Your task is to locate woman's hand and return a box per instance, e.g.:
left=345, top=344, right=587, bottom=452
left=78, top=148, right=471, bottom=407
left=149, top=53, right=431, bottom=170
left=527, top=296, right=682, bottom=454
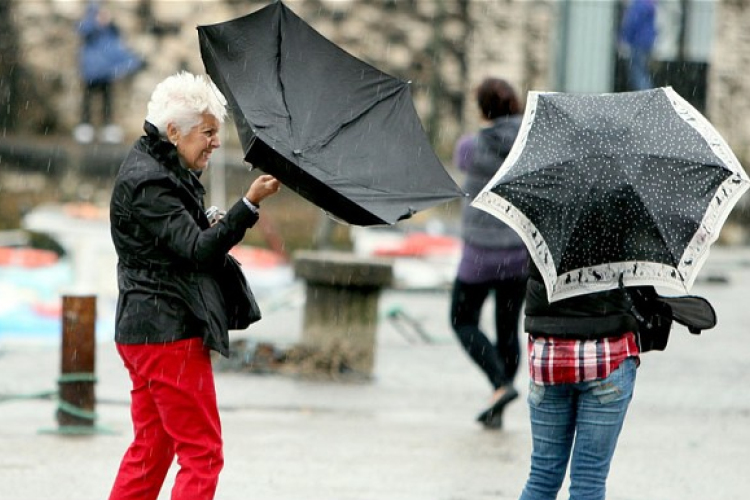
left=246, top=174, right=281, bottom=205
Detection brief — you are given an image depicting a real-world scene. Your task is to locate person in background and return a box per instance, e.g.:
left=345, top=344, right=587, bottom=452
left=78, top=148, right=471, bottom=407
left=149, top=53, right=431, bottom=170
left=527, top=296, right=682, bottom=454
left=450, top=78, right=529, bottom=429
left=108, top=71, right=281, bottom=500
left=517, top=261, right=640, bottom=499
left=619, top=0, right=657, bottom=91
left=74, top=2, right=143, bottom=144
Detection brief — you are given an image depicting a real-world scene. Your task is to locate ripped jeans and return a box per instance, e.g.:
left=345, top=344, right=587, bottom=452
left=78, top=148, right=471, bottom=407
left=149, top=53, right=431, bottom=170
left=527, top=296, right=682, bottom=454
left=519, top=357, right=637, bottom=500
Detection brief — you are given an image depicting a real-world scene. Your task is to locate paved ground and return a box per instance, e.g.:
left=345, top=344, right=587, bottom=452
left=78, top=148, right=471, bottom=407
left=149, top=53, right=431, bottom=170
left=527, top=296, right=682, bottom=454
left=1, top=248, right=750, bottom=500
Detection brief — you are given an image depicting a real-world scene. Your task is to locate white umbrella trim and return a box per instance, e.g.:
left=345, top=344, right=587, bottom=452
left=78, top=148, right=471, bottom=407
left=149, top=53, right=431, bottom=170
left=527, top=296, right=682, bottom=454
left=473, top=87, right=750, bottom=302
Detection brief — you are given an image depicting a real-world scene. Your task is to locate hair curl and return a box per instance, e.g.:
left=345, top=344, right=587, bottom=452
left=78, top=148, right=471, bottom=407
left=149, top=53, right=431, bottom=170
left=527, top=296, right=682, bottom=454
left=145, top=71, right=228, bottom=138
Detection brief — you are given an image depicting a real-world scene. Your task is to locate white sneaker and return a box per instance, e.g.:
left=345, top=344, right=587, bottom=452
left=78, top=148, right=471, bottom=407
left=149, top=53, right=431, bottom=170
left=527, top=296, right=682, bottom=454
left=73, top=123, right=95, bottom=144
left=99, top=124, right=124, bottom=144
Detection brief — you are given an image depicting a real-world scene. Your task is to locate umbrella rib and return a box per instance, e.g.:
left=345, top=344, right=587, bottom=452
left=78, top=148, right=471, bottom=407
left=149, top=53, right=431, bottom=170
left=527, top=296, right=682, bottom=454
left=276, top=26, right=295, bottom=148
left=546, top=159, right=599, bottom=265
left=286, top=84, right=444, bottom=195
left=627, top=89, right=660, bottom=126
left=618, top=158, right=700, bottom=270
left=301, top=84, right=406, bottom=154
left=550, top=155, right=680, bottom=271
left=315, top=174, right=454, bottom=198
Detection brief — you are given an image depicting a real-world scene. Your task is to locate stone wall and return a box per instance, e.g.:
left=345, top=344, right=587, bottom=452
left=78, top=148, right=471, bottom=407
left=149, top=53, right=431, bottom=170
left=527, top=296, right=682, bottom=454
left=463, top=0, right=554, bottom=132
left=8, top=0, right=749, bottom=167
left=7, top=0, right=553, bottom=162
left=708, top=0, right=750, bottom=167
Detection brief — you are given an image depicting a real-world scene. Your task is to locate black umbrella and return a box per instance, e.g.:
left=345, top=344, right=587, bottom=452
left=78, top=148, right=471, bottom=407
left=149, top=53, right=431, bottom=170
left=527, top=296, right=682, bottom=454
left=472, top=87, right=750, bottom=302
left=197, top=1, right=463, bottom=226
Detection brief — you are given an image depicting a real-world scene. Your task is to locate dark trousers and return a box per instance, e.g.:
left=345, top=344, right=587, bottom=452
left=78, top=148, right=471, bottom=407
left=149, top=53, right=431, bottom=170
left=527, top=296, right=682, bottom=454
left=450, top=276, right=526, bottom=389
left=81, top=79, right=113, bottom=125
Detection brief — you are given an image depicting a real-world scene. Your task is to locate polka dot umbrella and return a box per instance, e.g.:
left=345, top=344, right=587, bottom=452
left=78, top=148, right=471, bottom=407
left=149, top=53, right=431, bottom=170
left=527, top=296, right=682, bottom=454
left=472, top=87, right=750, bottom=303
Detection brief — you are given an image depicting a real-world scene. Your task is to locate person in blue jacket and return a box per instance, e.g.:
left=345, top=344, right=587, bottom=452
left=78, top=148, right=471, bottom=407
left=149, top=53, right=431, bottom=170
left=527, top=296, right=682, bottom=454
left=619, top=0, right=657, bottom=91
left=74, top=2, right=143, bottom=144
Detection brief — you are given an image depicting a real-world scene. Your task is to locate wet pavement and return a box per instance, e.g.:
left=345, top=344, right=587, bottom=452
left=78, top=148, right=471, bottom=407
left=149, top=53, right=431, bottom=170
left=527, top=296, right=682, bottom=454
left=1, top=248, right=750, bottom=500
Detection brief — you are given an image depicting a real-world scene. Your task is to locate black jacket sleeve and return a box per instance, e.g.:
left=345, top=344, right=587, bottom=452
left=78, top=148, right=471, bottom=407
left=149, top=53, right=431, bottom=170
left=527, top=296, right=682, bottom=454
left=129, top=178, right=258, bottom=266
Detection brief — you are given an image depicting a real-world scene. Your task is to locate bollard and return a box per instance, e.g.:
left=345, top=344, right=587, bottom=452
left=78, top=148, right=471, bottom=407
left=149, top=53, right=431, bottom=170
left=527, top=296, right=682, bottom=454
left=293, top=250, right=393, bottom=378
left=56, top=295, right=98, bottom=433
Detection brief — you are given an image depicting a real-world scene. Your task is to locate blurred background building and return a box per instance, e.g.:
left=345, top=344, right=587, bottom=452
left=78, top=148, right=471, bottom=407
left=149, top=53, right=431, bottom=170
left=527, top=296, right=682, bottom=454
left=1, top=0, right=748, bottom=240
left=3, top=0, right=744, bottom=156
left=2, top=0, right=749, bottom=341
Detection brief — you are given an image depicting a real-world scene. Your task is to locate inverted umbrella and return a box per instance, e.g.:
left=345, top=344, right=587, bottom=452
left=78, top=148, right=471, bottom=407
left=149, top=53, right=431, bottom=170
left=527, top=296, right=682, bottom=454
left=472, top=87, right=750, bottom=302
left=197, top=1, right=463, bottom=226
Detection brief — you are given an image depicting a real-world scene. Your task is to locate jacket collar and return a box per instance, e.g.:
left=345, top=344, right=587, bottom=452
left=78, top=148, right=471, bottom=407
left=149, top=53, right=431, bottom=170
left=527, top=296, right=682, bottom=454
left=143, top=120, right=180, bottom=169
left=142, top=120, right=206, bottom=197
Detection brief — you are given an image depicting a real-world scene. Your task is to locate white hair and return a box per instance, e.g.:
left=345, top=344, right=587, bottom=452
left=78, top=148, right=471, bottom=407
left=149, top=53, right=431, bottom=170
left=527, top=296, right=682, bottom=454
left=145, top=71, right=228, bottom=138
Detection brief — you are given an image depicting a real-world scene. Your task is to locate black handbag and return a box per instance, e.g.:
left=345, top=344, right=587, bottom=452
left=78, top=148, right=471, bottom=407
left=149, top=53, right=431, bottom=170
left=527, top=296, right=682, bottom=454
left=218, top=254, right=262, bottom=330
left=627, top=286, right=717, bottom=353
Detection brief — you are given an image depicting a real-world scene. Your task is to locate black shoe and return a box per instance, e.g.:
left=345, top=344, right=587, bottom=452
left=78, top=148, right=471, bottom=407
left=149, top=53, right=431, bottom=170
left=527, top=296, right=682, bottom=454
left=476, top=387, right=519, bottom=429
left=480, top=410, right=504, bottom=429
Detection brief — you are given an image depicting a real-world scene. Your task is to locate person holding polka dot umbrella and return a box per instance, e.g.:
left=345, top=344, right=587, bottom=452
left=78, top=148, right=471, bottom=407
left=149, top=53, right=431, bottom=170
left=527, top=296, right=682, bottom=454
left=472, top=86, right=747, bottom=500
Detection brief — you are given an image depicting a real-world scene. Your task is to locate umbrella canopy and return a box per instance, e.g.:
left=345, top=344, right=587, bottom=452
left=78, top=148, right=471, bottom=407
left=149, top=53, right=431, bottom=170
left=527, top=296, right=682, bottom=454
left=472, top=87, right=750, bottom=302
left=197, top=1, right=463, bottom=226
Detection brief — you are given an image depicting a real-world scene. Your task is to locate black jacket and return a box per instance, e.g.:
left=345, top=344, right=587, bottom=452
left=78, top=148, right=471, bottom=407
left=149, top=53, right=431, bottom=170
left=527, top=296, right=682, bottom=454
left=524, top=264, right=638, bottom=340
left=109, top=121, right=259, bottom=356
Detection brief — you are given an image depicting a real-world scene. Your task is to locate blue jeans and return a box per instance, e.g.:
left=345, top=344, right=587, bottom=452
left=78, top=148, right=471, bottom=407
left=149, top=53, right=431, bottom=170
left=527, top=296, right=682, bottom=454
left=519, top=357, right=637, bottom=500
left=626, top=47, right=653, bottom=91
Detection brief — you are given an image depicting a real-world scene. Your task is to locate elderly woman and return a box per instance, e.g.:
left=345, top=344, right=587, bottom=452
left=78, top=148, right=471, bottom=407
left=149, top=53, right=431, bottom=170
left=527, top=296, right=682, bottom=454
left=108, top=71, right=280, bottom=500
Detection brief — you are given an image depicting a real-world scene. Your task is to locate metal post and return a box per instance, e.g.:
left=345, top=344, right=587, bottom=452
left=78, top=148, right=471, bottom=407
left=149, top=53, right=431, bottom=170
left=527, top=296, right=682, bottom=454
left=56, top=295, right=98, bottom=432
left=209, top=127, right=227, bottom=210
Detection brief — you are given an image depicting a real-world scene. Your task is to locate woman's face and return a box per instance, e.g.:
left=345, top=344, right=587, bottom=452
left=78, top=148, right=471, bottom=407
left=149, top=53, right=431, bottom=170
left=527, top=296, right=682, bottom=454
left=171, top=113, right=221, bottom=172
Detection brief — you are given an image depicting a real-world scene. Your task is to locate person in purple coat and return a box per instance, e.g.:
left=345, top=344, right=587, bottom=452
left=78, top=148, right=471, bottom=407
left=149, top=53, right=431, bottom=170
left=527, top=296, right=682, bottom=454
left=450, top=78, right=529, bottom=429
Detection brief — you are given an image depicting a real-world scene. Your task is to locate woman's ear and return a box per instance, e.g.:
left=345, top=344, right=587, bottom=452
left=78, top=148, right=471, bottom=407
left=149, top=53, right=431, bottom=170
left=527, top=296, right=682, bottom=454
left=166, top=123, right=180, bottom=145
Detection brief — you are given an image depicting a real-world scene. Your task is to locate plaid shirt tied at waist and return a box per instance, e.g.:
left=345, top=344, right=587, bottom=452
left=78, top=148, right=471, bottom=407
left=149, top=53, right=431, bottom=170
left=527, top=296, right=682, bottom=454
left=527, top=332, right=640, bottom=385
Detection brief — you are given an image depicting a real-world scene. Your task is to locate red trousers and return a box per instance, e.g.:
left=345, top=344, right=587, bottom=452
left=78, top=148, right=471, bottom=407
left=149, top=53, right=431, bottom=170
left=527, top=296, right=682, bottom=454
left=109, top=338, right=224, bottom=500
